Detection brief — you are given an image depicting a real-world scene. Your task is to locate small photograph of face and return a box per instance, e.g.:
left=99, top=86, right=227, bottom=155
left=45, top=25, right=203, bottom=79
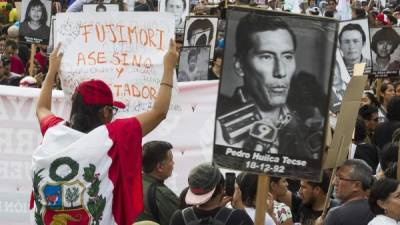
left=338, top=19, right=371, bottom=74
left=177, top=46, right=210, bottom=81
left=160, top=0, right=189, bottom=30
left=183, top=17, right=218, bottom=58
left=23, top=0, right=51, bottom=27
left=370, top=27, right=400, bottom=73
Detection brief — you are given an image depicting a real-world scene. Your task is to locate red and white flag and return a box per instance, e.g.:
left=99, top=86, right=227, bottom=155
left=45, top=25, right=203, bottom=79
left=30, top=115, right=143, bottom=225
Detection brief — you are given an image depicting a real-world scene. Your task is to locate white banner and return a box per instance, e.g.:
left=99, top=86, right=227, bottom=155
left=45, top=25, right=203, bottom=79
left=0, top=81, right=217, bottom=225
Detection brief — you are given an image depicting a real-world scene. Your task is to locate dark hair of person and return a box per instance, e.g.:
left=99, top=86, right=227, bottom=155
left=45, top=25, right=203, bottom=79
left=96, top=3, right=107, bottom=11
left=394, top=81, right=400, bottom=93
left=339, top=23, right=366, bottom=45
left=165, top=0, right=186, bottom=10
left=364, top=92, right=380, bottom=108
left=371, top=28, right=400, bottom=54
left=5, top=39, right=17, bottom=50
left=306, top=171, right=331, bottom=194
left=187, top=19, right=214, bottom=45
left=386, top=96, right=400, bottom=121
left=142, top=141, right=173, bottom=173
left=24, top=0, right=48, bottom=26
left=341, top=159, right=373, bottom=191
left=369, top=178, right=400, bottom=215
left=380, top=140, right=398, bottom=171
left=235, top=14, right=296, bottom=60
left=354, top=119, right=367, bottom=144
left=379, top=83, right=394, bottom=104
left=236, top=172, right=258, bottom=207
left=187, top=48, right=198, bottom=62
left=358, top=104, right=378, bottom=120
left=68, top=93, right=105, bottom=133
left=324, top=10, right=334, bottom=17
left=355, top=8, right=367, bottom=19
left=385, top=163, right=397, bottom=179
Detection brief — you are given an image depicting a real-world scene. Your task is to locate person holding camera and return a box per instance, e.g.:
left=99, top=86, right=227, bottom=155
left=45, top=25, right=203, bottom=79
left=169, top=163, right=254, bottom=225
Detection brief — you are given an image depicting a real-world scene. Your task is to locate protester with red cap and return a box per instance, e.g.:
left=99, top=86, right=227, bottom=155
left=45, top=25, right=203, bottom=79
left=30, top=40, right=178, bottom=225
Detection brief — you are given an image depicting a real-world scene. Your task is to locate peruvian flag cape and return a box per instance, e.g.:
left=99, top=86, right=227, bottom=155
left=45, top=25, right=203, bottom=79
left=30, top=115, right=143, bottom=225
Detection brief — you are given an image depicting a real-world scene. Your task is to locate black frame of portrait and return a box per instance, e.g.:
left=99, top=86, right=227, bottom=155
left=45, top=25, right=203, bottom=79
left=213, top=6, right=338, bottom=181
left=183, top=15, right=219, bottom=60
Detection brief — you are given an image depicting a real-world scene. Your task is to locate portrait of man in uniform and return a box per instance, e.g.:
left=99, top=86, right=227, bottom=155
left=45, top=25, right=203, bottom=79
left=214, top=9, right=336, bottom=180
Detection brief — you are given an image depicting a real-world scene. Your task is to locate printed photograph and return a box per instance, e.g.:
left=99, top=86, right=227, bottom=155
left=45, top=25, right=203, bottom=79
left=177, top=46, right=210, bottom=82
left=183, top=16, right=218, bottom=58
left=159, top=0, right=189, bottom=32
left=370, top=27, right=400, bottom=76
left=338, top=19, right=371, bottom=75
left=213, top=8, right=337, bottom=180
left=20, top=0, right=52, bottom=44
left=330, top=48, right=351, bottom=113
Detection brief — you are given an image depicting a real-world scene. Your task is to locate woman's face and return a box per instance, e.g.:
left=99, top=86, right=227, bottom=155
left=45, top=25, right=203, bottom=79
left=383, top=84, right=395, bottom=103
left=29, top=5, right=43, bottom=23
left=379, top=185, right=400, bottom=221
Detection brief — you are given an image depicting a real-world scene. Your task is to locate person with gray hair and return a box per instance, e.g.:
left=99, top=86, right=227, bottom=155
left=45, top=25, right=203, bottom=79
left=324, top=159, right=374, bottom=225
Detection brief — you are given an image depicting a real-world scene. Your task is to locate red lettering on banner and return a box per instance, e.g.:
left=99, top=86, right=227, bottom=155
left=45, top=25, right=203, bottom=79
left=113, top=84, right=157, bottom=99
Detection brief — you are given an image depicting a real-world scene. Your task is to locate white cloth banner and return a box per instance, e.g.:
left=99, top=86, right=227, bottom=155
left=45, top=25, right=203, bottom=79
left=0, top=81, right=217, bottom=225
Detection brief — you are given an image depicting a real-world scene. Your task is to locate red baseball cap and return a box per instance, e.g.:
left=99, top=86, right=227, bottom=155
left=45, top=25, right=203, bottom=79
left=76, top=79, right=125, bottom=109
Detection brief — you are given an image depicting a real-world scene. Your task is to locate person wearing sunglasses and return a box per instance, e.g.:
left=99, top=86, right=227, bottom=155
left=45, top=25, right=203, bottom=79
left=31, top=40, right=178, bottom=225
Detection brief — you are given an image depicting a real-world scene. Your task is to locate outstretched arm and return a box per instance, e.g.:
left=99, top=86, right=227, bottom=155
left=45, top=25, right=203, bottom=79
left=36, top=43, right=63, bottom=122
left=136, top=39, right=179, bottom=136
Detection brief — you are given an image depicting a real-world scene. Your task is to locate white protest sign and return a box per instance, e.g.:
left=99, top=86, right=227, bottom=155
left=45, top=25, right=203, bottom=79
left=54, top=12, right=177, bottom=117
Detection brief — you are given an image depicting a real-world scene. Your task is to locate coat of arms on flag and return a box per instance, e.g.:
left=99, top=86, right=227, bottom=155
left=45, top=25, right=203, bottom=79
left=33, top=157, right=106, bottom=225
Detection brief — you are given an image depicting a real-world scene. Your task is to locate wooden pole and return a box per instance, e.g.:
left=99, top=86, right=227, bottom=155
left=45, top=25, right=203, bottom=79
left=29, top=44, right=36, bottom=76
left=376, top=79, right=382, bottom=103
left=254, top=175, right=269, bottom=225
left=397, top=141, right=400, bottom=180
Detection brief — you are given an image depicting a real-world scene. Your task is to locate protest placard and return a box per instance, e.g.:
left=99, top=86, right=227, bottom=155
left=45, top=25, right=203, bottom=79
left=183, top=16, right=218, bottom=59
left=330, top=48, right=351, bottom=113
left=337, top=19, right=371, bottom=76
left=178, top=46, right=210, bottom=82
left=159, top=0, right=189, bottom=33
left=54, top=12, right=178, bottom=117
left=213, top=7, right=337, bottom=181
left=19, top=0, right=52, bottom=44
left=370, top=26, right=400, bottom=77
left=82, top=3, right=119, bottom=12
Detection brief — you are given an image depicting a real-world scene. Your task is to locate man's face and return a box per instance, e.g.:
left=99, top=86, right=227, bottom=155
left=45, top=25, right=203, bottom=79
left=214, top=57, right=222, bottom=67
left=340, top=30, right=364, bottom=63
left=240, top=29, right=296, bottom=109
left=166, top=0, right=185, bottom=25
left=160, top=150, right=174, bottom=179
left=333, top=165, right=359, bottom=203
left=299, top=180, right=317, bottom=206
left=376, top=40, right=393, bottom=58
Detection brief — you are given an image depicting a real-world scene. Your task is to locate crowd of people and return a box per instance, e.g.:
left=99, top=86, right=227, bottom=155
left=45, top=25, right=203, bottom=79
left=0, top=0, right=397, bottom=224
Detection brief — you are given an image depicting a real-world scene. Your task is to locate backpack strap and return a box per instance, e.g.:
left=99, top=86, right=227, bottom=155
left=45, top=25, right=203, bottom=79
left=147, top=181, right=163, bottom=222
left=182, top=207, right=201, bottom=225
left=212, top=207, right=235, bottom=225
